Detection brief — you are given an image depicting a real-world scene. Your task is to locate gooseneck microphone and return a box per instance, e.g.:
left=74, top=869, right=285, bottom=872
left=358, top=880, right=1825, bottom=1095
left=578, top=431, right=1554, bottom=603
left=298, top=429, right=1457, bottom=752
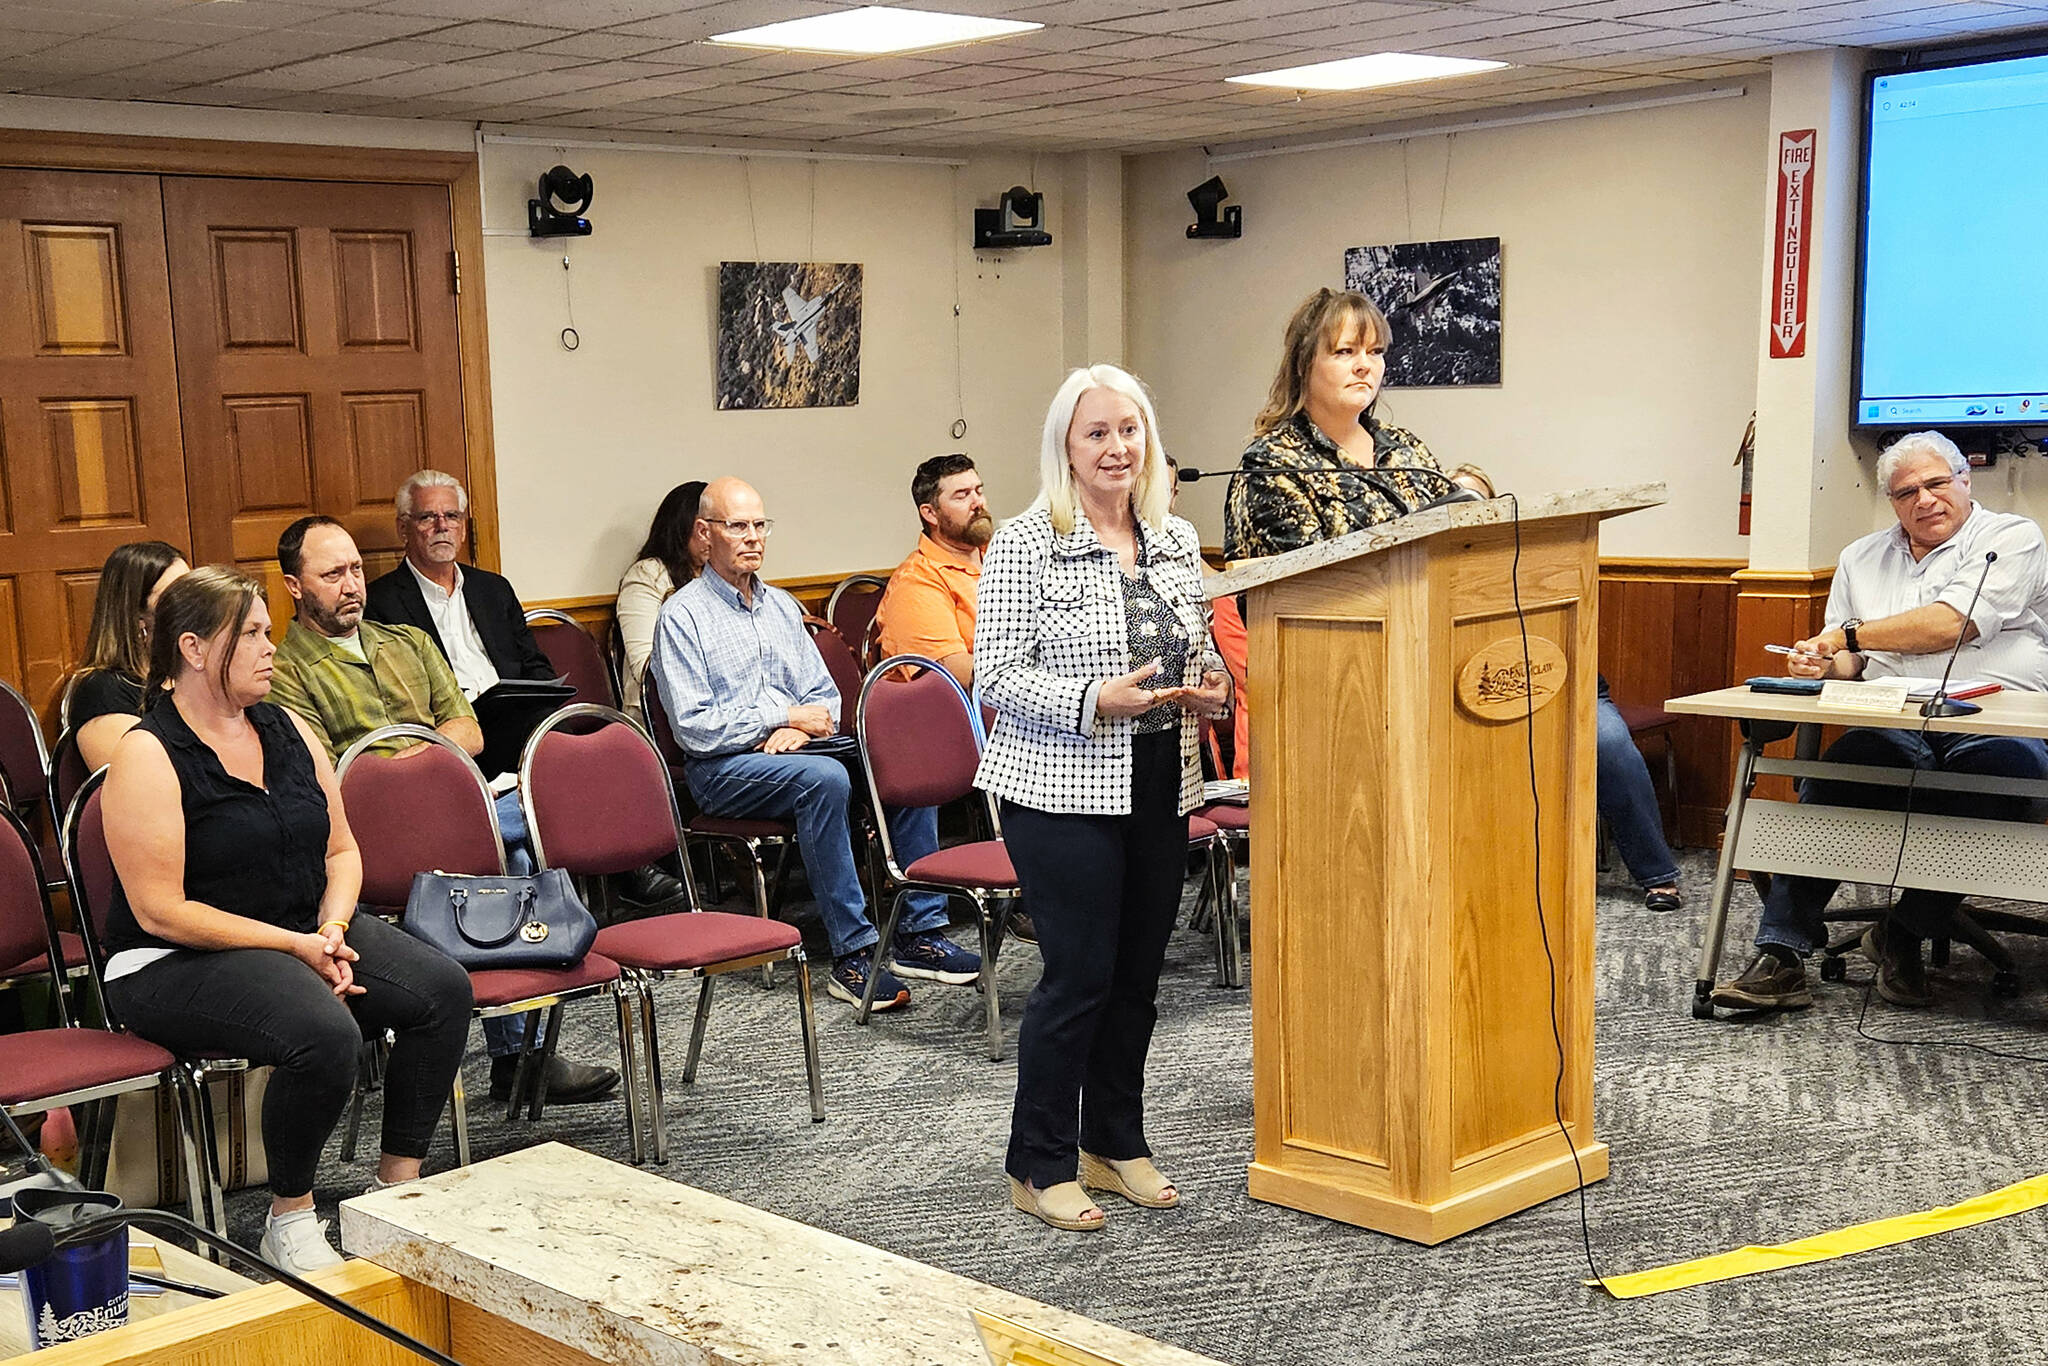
left=0, top=1220, right=56, bottom=1274
left=1921, top=549, right=1997, bottom=718
left=40, top=1209, right=465, bottom=1366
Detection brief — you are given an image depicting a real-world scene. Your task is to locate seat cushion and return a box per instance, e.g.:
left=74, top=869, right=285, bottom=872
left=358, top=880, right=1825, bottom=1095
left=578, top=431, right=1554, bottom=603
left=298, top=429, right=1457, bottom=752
left=0, top=931, right=84, bottom=979
left=1615, top=702, right=1677, bottom=734
left=595, top=912, right=801, bottom=970
left=905, top=840, right=1018, bottom=889
left=1187, top=815, right=1219, bottom=842
left=0, top=1028, right=175, bottom=1105
left=469, top=952, right=622, bottom=1009
left=1195, top=802, right=1249, bottom=832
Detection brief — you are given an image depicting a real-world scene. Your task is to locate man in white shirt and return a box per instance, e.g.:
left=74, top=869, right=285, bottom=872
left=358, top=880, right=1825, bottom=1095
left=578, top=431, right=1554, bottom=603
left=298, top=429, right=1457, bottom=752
left=1714, top=431, right=2048, bottom=1013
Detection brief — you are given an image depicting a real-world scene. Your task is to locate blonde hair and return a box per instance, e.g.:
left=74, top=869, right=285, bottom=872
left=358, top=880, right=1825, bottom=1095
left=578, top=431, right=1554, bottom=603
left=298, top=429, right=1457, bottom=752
left=1034, top=365, right=1173, bottom=536
left=1252, top=288, right=1390, bottom=438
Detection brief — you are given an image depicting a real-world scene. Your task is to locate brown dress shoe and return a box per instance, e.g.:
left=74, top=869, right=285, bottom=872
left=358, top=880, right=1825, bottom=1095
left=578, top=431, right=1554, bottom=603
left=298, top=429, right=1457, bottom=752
left=1710, top=949, right=1813, bottom=1012
left=1862, top=922, right=1934, bottom=1008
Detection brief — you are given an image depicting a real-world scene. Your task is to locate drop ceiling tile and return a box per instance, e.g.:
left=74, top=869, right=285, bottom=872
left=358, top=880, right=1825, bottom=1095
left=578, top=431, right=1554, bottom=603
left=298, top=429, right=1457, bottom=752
left=426, top=19, right=575, bottom=48
left=343, top=38, right=493, bottom=62
left=449, top=48, right=572, bottom=73
left=606, top=0, right=838, bottom=41
left=284, top=10, right=456, bottom=38
left=5, top=37, right=195, bottom=75
left=247, top=53, right=425, bottom=89
left=502, top=0, right=696, bottom=24
left=523, top=32, right=683, bottom=59
left=326, top=64, right=501, bottom=94
left=745, top=70, right=881, bottom=91
left=365, top=0, right=538, bottom=18
left=188, top=30, right=350, bottom=61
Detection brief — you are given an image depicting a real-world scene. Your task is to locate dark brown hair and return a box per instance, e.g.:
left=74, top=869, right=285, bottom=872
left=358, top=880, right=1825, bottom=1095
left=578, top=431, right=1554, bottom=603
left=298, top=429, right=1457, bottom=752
left=142, top=566, right=264, bottom=710
left=634, top=480, right=707, bottom=591
left=1251, top=288, right=1390, bottom=438
left=277, top=514, right=345, bottom=579
left=69, top=540, right=186, bottom=684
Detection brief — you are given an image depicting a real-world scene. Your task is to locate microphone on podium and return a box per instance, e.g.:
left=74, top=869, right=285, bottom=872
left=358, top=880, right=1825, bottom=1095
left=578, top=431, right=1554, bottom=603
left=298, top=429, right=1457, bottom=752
left=1920, top=549, right=1998, bottom=718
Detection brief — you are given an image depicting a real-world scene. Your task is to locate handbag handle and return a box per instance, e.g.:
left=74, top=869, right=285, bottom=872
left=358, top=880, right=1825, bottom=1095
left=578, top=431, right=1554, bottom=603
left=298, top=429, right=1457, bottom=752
left=447, top=883, right=539, bottom=950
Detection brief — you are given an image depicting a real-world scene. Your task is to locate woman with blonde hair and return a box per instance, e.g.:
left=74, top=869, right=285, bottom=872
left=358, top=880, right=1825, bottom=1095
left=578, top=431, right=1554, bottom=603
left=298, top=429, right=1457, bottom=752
left=975, top=364, right=1230, bottom=1232
left=1223, top=287, right=1486, bottom=561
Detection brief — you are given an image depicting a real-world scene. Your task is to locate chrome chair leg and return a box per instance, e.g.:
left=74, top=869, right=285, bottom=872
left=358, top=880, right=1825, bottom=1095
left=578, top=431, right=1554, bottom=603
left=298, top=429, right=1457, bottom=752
left=978, top=897, right=1004, bottom=1061
left=506, top=1010, right=543, bottom=1123
left=859, top=890, right=912, bottom=1024
left=171, top=1073, right=211, bottom=1232
left=681, top=976, right=714, bottom=1085
left=643, top=979, right=670, bottom=1166
left=748, top=843, right=777, bottom=988
left=795, top=953, right=825, bottom=1123
left=614, top=983, right=647, bottom=1167
left=448, top=1067, right=472, bottom=1168
left=527, top=1002, right=568, bottom=1122
left=188, top=1069, right=229, bottom=1256
left=1218, top=837, right=1246, bottom=988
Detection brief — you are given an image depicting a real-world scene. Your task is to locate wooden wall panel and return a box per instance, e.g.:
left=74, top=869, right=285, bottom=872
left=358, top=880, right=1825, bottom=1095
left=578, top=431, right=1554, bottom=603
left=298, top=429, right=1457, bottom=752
left=1597, top=558, right=1743, bottom=849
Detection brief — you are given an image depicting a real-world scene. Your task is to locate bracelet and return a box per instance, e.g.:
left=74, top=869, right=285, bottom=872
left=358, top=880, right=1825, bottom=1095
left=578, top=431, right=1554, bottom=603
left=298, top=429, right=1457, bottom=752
left=320, top=919, right=351, bottom=935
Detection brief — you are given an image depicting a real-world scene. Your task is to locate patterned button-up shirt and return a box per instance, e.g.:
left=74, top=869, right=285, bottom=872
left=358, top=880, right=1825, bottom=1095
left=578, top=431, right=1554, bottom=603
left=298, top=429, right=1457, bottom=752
left=651, top=569, right=838, bottom=758
left=1222, top=411, right=1448, bottom=561
left=268, top=618, right=476, bottom=762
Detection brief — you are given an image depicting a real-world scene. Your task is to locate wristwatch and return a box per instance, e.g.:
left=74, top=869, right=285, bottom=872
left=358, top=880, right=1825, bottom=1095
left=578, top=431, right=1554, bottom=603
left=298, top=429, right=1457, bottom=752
left=1841, top=618, right=1862, bottom=653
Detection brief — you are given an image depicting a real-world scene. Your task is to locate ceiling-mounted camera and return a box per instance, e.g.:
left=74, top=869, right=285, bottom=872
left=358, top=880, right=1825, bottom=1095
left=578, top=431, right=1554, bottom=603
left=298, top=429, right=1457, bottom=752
left=528, top=165, right=594, bottom=238
left=1186, top=175, right=1242, bottom=239
left=973, top=185, right=1051, bottom=250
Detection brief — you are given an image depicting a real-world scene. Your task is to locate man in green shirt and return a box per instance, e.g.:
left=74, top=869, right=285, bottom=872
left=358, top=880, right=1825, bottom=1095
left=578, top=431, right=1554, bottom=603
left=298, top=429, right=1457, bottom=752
left=269, top=515, right=619, bottom=1108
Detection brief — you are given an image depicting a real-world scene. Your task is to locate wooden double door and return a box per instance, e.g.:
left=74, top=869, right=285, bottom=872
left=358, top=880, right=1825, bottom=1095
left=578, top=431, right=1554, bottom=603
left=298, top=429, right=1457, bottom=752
left=0, top=168, right=468, bottom=712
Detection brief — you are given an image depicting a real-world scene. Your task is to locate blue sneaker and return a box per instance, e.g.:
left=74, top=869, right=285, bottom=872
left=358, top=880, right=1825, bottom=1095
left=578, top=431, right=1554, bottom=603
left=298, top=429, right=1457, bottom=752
left=889, top=930, right=982, bottom=985
left=828, top=949, right=910, bottom=1012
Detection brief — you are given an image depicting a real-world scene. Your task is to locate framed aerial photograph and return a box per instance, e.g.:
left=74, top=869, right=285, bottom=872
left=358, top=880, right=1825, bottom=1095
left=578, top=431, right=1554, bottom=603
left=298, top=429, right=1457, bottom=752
left=715, top=261, right=863, bottom=409
left=1343, top=236, right=1502, bottom=387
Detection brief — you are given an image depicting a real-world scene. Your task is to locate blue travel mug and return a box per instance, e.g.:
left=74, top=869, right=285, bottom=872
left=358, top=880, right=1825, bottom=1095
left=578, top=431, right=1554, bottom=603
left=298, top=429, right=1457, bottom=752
left=13, top=1187, right=128, bottom=1350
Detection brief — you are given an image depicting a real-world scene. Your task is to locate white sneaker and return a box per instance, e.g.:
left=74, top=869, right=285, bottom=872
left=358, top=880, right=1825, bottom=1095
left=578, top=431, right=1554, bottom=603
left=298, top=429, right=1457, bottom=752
left=258, top=1208, right=345, bottom=1275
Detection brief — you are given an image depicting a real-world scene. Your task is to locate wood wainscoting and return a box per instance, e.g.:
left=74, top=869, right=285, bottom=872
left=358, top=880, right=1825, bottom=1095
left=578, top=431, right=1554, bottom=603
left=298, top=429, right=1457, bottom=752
left=1597, top=557, right=1746, bottom=848
left=1730, top=565, right=1837, bottom=802
left=527, top=571, right=887, bottom=645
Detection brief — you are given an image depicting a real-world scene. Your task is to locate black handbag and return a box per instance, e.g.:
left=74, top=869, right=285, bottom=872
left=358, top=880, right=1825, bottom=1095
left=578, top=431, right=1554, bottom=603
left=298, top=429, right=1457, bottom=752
left=401, top=868, right=597, bottom=971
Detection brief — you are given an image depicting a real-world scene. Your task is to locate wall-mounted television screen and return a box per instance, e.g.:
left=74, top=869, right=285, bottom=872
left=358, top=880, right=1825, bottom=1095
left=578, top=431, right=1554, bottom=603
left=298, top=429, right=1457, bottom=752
left=1856, top=49, right=2048, bottom=429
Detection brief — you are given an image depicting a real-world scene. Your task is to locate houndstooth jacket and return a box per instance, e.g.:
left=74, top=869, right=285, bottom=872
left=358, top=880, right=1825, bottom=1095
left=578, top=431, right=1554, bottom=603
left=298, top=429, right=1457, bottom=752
left=974, top=504, right=1222, bottom=816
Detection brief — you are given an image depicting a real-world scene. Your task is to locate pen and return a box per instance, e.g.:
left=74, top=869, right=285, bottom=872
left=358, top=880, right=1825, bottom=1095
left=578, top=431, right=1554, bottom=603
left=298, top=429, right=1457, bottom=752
left=1764, top=643, right=1827, bottom=660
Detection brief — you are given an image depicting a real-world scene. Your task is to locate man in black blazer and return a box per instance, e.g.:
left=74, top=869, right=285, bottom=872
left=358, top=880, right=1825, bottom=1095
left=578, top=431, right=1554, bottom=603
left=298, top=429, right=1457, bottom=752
left=367, top=473, right=686, bottom=1089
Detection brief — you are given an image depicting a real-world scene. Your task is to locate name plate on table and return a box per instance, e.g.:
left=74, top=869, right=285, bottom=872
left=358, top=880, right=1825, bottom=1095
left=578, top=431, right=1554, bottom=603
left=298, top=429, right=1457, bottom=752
left=1818, top=679, right=1912, bottom=714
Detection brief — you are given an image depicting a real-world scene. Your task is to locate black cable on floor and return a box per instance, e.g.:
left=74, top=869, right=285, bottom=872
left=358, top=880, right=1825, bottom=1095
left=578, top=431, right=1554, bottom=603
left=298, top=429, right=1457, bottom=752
left=1504, top=494, right=1604, bottom=1291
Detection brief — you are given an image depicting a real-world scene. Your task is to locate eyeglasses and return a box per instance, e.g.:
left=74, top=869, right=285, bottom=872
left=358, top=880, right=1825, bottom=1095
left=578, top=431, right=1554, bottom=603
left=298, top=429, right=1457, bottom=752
left=708, top=518, right=774, bottom=538
left=1887, top=475, right=1957, bottom=504
left=408, top=510, right=466, bottom=527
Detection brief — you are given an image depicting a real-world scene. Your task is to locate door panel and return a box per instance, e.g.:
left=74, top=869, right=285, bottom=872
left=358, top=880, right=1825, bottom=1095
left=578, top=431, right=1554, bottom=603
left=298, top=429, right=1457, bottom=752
left=163, top=177, right=465, bottom=623
left=0, top=169, right=188, bottom=710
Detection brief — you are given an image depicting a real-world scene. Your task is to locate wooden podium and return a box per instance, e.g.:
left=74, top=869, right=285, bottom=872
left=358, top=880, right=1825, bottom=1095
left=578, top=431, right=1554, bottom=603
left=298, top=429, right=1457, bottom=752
left=1208, top=484, right=1663, bottom=1244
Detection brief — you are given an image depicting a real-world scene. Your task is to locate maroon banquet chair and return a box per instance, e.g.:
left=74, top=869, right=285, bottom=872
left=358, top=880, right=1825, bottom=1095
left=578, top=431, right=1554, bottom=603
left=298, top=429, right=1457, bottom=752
left=802, top=617, right=865, bottom=738
left=857, top=655, right=1022, bottom=1059
left=525, top=607, right=621, bottom=710
left=335, top=724, right=636, bottom=1163
left=825, top=574, right=889, bottom=671
left=4, top=799, right=207, bottom=1221
left=0, top=726, right=89, bottom=1002
left=641, top=666, right=798, bottom=940
left=56, top=774, right=228, bottom=1236
left=0, top=676, right=66, bottom=898
left=521, top=704, right=824, bottom=1165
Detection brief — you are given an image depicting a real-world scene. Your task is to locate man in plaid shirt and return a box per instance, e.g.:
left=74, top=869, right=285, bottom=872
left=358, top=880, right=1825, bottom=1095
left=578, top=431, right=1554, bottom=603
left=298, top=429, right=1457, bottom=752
left=652, top=478, right=980, bottom=1012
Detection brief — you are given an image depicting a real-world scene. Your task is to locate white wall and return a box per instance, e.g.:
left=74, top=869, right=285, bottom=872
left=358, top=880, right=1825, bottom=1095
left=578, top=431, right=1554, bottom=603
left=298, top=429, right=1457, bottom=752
left=1125, top=85, right=1773, bottom=561
left=482, top=143, right=1105, bottom=597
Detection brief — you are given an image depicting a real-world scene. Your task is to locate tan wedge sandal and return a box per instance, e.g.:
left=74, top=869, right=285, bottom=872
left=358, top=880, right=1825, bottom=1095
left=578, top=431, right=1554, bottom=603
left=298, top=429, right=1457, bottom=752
left=1008, top=1177, right=1106, bottom=1232
left=1078, top=1152, right=1181, bottom=1209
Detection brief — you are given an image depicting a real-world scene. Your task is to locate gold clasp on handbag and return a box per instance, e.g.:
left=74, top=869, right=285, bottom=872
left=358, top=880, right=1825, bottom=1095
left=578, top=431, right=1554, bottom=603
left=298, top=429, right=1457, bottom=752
left=519, top=921, right=550, bottom=943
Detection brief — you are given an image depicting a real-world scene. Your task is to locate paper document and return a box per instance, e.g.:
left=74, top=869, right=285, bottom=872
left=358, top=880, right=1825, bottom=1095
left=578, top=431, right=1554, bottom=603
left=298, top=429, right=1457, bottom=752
left=1885, top=677, right=2002, bottom=701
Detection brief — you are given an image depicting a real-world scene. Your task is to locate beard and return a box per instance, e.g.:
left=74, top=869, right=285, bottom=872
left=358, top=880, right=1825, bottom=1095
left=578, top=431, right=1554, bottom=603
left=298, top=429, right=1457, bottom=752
left=948, top=510, right=994, bottom=548
left=304, top=595, right=363, bottom=637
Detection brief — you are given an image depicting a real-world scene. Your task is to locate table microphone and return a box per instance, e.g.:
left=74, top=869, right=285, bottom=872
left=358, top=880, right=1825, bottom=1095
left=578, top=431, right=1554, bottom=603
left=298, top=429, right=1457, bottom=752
left=1921, top=550, right=1997, bottom=718
left=42, top=1208, right=466, bottom=1366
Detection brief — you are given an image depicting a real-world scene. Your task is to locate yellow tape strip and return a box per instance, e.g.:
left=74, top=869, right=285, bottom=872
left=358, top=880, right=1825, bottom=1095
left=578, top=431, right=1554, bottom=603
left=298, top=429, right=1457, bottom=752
left=1591, top=1171, right=2048, bottom=1299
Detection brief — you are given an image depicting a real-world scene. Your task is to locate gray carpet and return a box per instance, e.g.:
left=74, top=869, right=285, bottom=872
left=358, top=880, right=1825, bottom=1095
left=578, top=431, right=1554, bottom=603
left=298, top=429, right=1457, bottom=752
left=232, top=850, right=2048, bottom=1364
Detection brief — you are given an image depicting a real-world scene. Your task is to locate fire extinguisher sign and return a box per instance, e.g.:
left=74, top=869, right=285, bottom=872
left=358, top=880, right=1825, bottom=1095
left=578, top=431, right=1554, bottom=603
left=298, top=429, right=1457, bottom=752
left=1770, top=128, right=1816, bottom=360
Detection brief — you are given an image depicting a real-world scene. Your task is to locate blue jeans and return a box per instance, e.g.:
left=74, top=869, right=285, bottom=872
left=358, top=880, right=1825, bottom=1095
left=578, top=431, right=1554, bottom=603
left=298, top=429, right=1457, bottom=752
left=1755, top=727, right=2048, bottom=955
left=686, top=751, right=946, bottom=961
left=1596, top=683, right=1679, bottom=890
left=886, top=803, right=950, bottom=929
left=482, top=789, right=542, bottom=1058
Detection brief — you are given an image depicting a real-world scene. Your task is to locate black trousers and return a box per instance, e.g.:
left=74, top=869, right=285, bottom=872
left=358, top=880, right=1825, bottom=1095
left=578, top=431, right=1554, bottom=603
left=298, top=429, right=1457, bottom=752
left=106, top=913, right=473, bottom=1198
left=1001, top=730, right=1185, bottom=1188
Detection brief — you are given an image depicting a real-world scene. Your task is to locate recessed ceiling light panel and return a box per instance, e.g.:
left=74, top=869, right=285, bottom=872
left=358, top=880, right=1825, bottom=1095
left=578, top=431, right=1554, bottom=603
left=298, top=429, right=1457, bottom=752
left=708, top=6, right=1043, bottom=56
left=1227, top=52, right=1509, bottom=92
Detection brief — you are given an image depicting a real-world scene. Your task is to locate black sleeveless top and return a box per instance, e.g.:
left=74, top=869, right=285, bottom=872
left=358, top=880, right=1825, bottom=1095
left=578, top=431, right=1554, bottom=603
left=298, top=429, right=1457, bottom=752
left=103, top=700, right=331, bottom=956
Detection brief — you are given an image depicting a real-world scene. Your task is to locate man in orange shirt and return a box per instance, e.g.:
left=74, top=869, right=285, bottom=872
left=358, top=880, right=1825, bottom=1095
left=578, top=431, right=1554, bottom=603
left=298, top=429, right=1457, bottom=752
left=876, top=454, right=989, bottom=686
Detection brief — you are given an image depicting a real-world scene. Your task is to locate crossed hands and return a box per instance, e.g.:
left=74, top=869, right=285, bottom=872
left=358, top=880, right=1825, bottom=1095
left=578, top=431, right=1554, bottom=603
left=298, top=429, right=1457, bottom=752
left=763, top=704, right=836, bottom=754
left=292, top=924, right=364, bottom=999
